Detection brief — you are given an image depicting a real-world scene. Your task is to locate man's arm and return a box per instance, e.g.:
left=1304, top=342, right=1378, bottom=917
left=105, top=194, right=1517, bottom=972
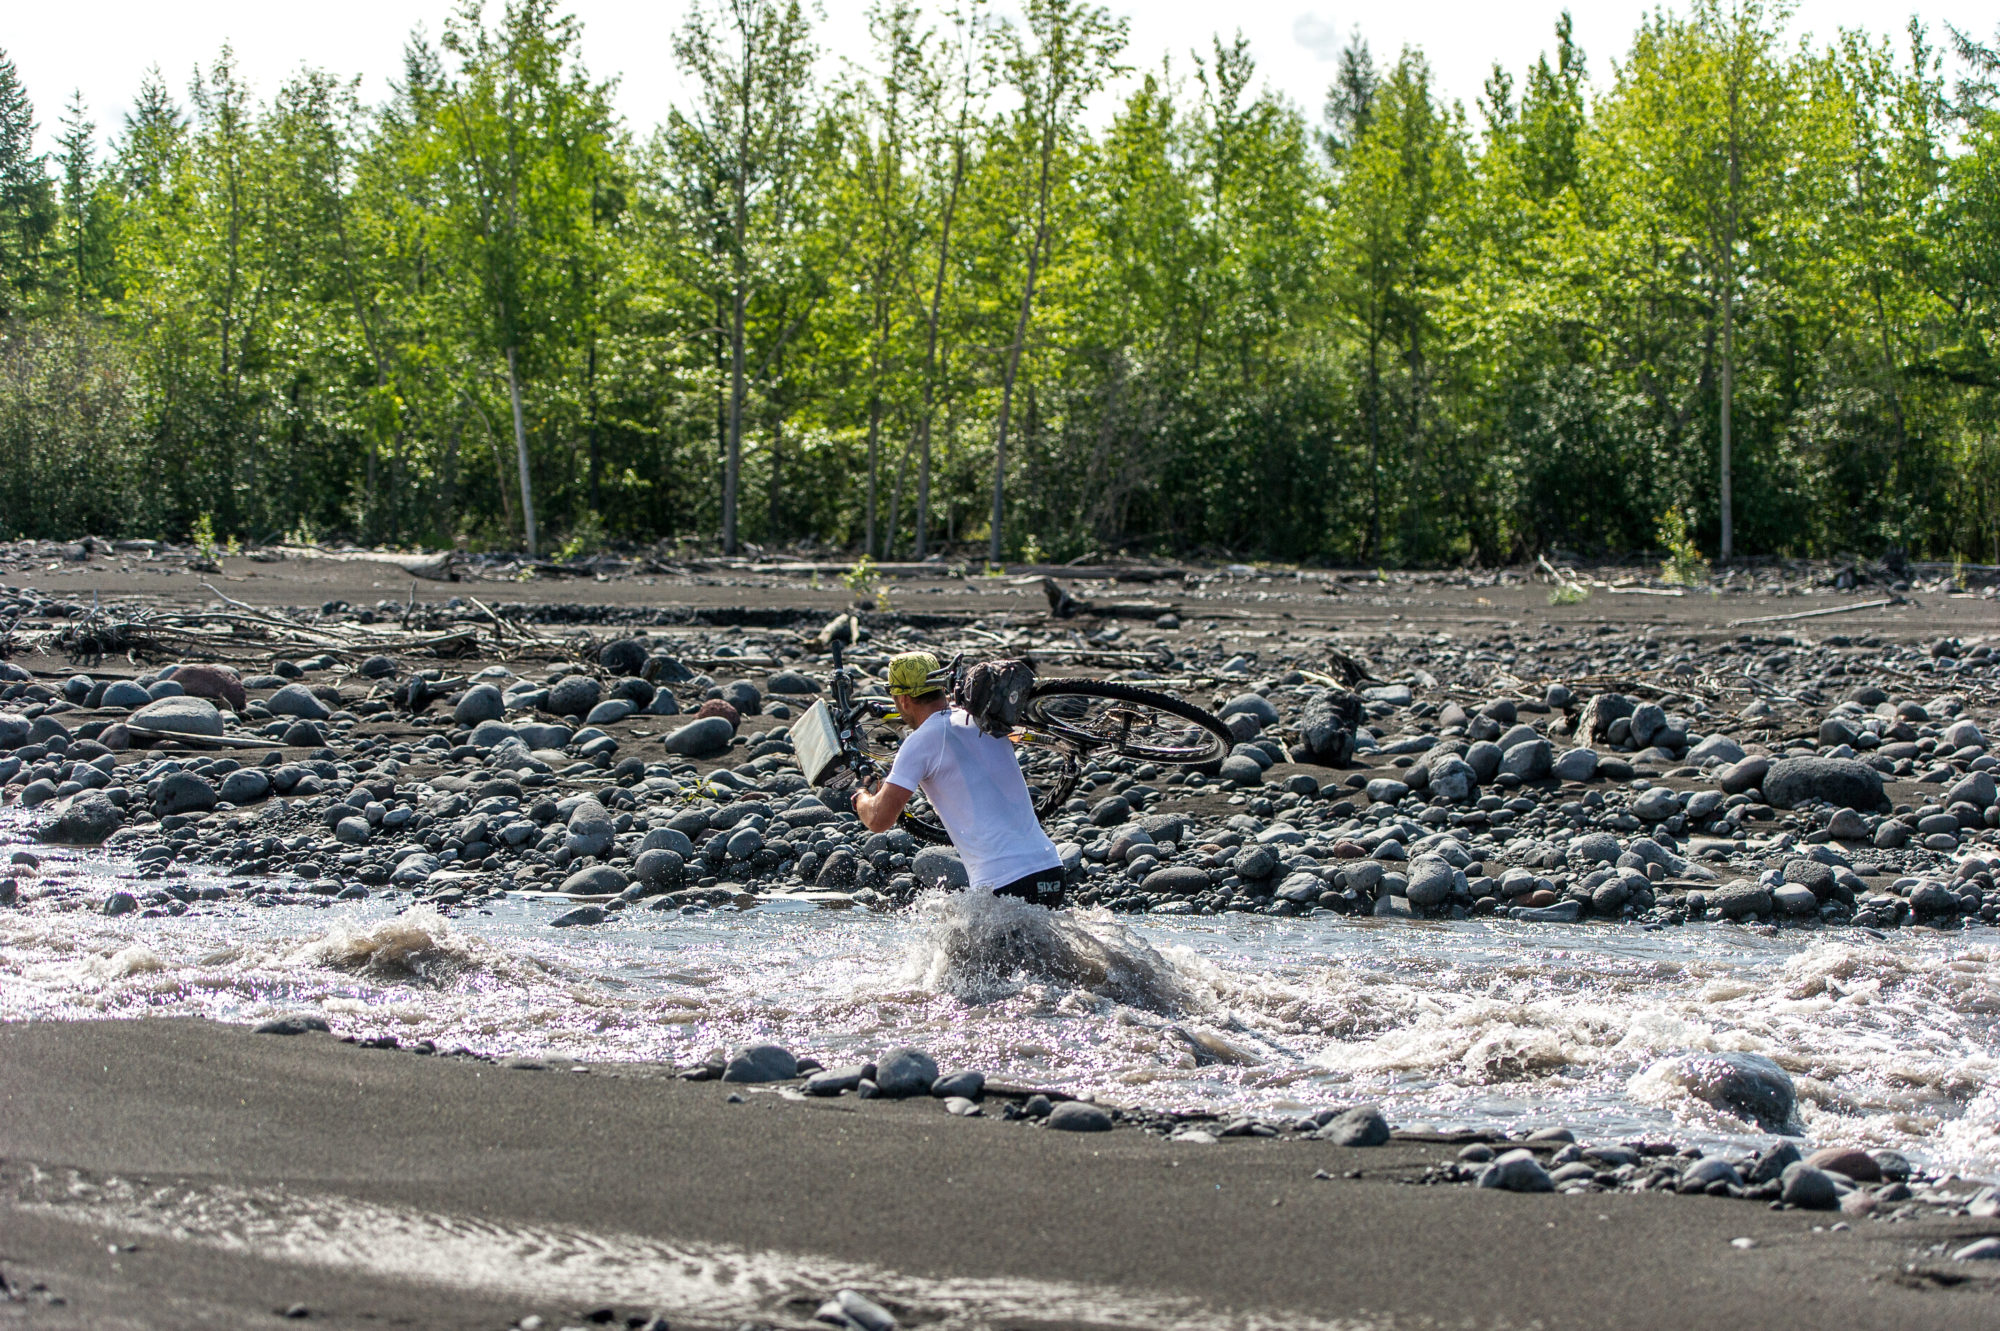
left=852, top=778, right=914, bottom=833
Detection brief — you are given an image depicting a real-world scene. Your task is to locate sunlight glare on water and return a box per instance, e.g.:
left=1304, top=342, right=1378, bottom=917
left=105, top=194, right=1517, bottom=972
left=4, top=848, right=1997, bottom=1175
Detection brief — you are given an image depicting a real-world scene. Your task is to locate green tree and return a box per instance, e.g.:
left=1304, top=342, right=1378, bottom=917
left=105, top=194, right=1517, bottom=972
left=984, top=0, right=1126, bottom=562
left=670, top=0, right=818, bottom=555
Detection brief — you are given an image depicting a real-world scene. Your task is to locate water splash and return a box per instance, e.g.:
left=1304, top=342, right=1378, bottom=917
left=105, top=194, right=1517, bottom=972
left=901, top=889, right=1198, bottom=1012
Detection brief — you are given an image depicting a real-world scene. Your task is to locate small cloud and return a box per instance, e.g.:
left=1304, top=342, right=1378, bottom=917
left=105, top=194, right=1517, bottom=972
left=1294, top=12, right=1343, bottom=62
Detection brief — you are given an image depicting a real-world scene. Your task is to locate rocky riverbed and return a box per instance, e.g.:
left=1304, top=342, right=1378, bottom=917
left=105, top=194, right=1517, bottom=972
left=4, top=555, right=1999, bottom=933
left=3, top=555, right=1999, bottom=1242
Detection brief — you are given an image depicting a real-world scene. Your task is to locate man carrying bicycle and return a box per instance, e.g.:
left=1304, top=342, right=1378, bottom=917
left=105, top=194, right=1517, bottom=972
left=849, top=652, right=1066, bottom=907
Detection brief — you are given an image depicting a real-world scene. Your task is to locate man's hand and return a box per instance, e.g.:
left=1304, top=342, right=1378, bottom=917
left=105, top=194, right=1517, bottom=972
left=850, top=777, right=913, bottom=833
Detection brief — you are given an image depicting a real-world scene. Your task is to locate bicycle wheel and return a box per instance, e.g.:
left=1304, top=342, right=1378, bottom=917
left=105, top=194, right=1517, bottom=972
left=1022, top=679, right=1232, bottom=765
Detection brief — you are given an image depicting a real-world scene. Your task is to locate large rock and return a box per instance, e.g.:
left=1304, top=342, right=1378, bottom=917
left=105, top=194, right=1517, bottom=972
left=722, top=1043, right=797, bottom=1083
left=1500, top=738, right=1552, bottom=781
left=1779, top=1162, right=1839, bottom=1209
left=1478, top=1149, right=1555, bottom=1192
left=266, top=684, right=331, bottom=721
left=131, top=696, right=225, bottom=737
left=43, top=792, right=124, bottom=844
left=1404, top=855, right=1456, bottom=909
left=1718, top=755, right=1772, bottom=795
left=217, top=769, right=271, bottom=804
left=99, top=680, right=152, bottom=709
left=912, top=845, right=968, bottom=890
left=1141, top=866, right=1211, bottom=896
left=454, top=684, right=506, bottom=724
left=1221, top=692, right=1281, bottom=727
left=1946, top=771, right=1999, bottom=810
left=633, top=848, right=685, bottom=887
left=154, top=772, right=218, bottom=815
left=1294, top=690, right=1362, bottom=766
left=1046, top=1101, right=1113, bottom=1132
left=636, top=826, right=696, bottom=859
left=1428, top=755, right=1476, bottom=803
left=547, top=675, right=602, bottom=718
left=1551, top=748, right=1599, bottom=783
left=1575, top=693, right=1635, bottom=743
left=564, top=799, right=615, bottom=858
left=171, top=664, right=247, bottom=712
left=1762, top=757, right=1884, bottom=811
left=1686, top=734, right=1746, bottom=766
left=1709, top=881, right=1772, bottom=920
left=560, top=864, right=628, bottom=895
left=874, top=1047, right=939, bottom=1097
left=1668, top=1051, right=1796, bottom=1129
left=662, top=716, right=734, bottom=759
left=1315, top=1103, right=1391, bottom=1147
left=598, top=638, right=648, bottom=676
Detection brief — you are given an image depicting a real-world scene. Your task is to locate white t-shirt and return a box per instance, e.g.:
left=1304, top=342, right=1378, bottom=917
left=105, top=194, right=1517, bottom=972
left=885, top=708, right=1062, bottom=889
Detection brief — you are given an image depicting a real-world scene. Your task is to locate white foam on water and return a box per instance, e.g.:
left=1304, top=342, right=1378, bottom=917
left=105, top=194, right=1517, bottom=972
left=11, top=1166, right=1375, bottom=1331
left=4, top=851, right=1998, bottom=1173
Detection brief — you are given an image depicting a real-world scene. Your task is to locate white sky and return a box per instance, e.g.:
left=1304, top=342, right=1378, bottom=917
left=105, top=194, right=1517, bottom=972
left=5, top=1, right=1994, bottom=154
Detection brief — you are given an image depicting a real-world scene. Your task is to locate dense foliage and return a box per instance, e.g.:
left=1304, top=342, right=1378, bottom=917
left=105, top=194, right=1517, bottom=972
left=1, top=0, right=1998, bottom=566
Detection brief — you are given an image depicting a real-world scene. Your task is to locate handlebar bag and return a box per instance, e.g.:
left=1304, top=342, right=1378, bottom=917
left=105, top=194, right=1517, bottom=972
left=954, top=658, right=1037, bottom=738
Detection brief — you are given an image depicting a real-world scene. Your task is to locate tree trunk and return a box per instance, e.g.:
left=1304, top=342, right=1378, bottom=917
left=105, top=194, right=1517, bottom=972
left=865, top=393, right=882, bottom=556
left=916, top=418, right=932, bottom=559
left=505, top=345, right=538, bottom=557
left=725, top=281, right=746, bottom=556
left=992, top=124, right=1056, bottom=566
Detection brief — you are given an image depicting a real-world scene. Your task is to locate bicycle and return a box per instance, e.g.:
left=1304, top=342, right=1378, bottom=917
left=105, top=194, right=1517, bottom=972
left=793, top=641, right=1233, bottom=845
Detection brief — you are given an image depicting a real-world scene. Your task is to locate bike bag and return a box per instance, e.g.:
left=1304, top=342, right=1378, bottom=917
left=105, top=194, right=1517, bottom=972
left=792, top=699, right=848, bottom=786
left=954, top=658, right=1037, bottom=738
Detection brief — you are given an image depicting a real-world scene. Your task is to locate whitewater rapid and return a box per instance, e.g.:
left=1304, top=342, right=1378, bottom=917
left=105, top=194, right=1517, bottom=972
left=3, top=845, right=1996, bottom=1176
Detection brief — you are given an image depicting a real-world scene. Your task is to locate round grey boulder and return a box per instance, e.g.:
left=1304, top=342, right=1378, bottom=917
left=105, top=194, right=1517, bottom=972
left=266, top=684, right=330, bottom=721
left=633, top=848, right=685, bottom=887
left=131, top=696, right=226, bottom=737
left=560, top=864, right=629, bottom=895
left=1551, top=747, right=1599, bottom=783
left=154, top=772, right=218, bottom=815
left=1046, top=1101, right=1114, bottom=1133
left=45, top=793, right=125, bottom=844
left=1221, top=692, right=1281, bottom=727
left=564, top=799, right=615, bottom=858
left=912, top=845, right=968, bottom=891
left=874, top=1046, right=939, bottom=1097
left=1779, top=1161, right=1839, bottom=1209
left=547, top=675, right=602, bottom=719
left=1404, top=855, right=1456, bottom=909
left=1478, top=1149, right=1554, bottom=1192
left=662, top=716, right=734, bottom=759
left=598, top=638, right=648, bottom=676
left=637, top=826, right=696, bottom=859
left=217, top=769, right=272, bottom=804
left=453, top=684, right=505, bottom=725
left=1315, top=1103, right=1391, bottom=1146
left=100, top=680, right=153, bottom=709
left=1141, top=866, right=1212, bottom=896
left=1672, top=1050, right=1796, bottom=1129
left=722, top=1043, right=798, bottom=1083
left=1762, top=757, right=1883, bottom=812
left=720, top=680, right=763, bottom=716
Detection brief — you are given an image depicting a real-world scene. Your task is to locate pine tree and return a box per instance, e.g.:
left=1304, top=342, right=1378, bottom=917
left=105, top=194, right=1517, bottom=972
left=0, top=46, right=55, bottom=317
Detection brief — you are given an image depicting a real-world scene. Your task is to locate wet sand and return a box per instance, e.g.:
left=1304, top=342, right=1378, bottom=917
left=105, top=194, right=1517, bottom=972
left=2, top=1019, right=1994, bottom=1330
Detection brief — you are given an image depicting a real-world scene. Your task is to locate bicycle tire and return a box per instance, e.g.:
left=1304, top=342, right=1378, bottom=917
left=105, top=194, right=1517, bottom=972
left=1022, top=679, right=1232, bottom=764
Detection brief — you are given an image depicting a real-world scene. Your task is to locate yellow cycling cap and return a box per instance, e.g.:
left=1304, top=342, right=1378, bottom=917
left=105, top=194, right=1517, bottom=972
left=887, top=651, right=943, bottom=698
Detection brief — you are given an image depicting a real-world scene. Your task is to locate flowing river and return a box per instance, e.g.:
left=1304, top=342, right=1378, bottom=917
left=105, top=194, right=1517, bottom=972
left=4, top=830, right=1997, bottom=1177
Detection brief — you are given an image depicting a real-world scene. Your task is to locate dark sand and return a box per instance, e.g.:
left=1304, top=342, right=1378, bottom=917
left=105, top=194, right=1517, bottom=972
left=2, top=1020, right=1994, bottom=1330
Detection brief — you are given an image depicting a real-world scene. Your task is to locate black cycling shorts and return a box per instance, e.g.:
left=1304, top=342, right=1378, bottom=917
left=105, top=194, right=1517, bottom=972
left=992, top=868, right=1064, bottom=908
